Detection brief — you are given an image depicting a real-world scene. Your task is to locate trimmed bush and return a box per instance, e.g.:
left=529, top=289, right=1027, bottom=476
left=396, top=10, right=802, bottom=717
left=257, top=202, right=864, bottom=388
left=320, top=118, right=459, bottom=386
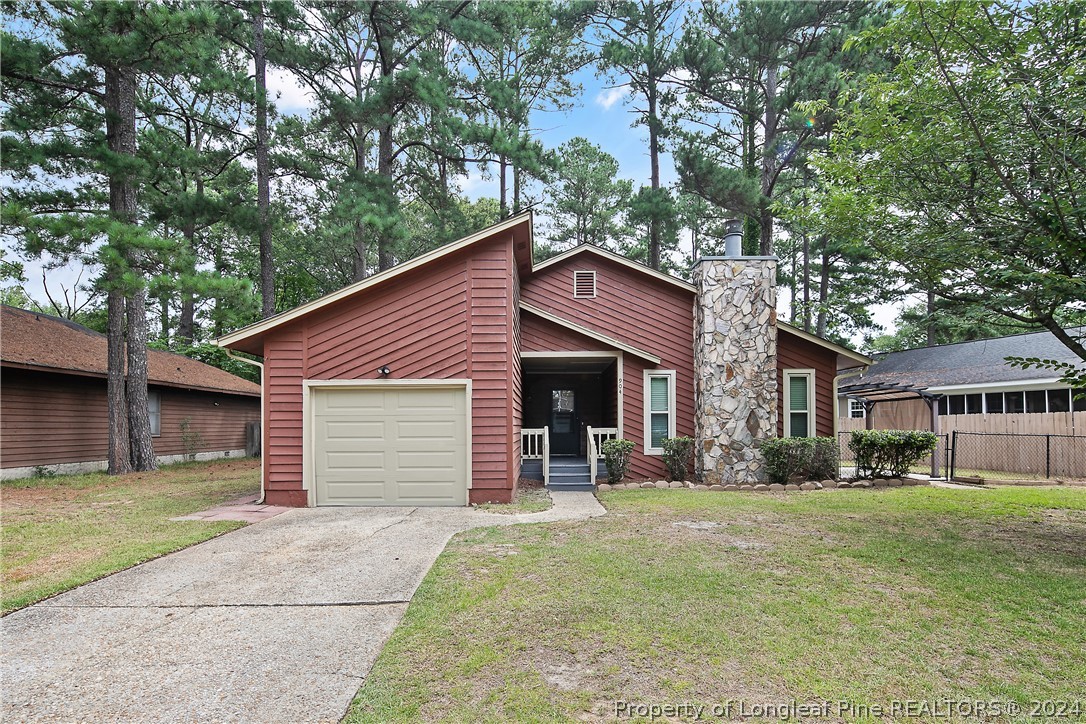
left=601, top=438, right=636, bottom=484
left=662, top=436, right=695, bottom=481
left=762, top=437, right=839, bottom=484
left=849, top=429, right=937, bottom=479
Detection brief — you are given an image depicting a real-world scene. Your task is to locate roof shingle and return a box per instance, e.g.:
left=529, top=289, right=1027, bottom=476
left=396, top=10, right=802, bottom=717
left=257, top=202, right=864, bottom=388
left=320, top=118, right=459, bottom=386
left=1, top=305, right=259, bottom=397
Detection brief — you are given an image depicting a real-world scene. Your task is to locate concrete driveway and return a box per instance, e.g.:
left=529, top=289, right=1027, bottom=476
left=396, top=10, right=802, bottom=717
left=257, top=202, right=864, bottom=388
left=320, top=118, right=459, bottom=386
left=1, top=493, right=603, bottom=723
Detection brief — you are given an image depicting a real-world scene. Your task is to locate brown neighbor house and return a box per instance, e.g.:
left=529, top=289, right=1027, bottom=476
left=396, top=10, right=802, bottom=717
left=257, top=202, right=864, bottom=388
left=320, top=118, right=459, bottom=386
left=1, top=305, right=260, bottom=479
left=217, top=212, right=871, bottom=507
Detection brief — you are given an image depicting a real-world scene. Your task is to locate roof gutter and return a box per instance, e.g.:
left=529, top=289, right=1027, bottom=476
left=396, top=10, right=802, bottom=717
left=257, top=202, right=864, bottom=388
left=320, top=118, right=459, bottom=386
left=833, top=363, right=870, bottom=438
left=222, top=348, right=265, bottom=505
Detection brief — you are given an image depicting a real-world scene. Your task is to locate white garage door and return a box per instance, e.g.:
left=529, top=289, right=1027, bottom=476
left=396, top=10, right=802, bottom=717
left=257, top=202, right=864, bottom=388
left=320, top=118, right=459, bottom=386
left=312, top=385, right=468, bottom=506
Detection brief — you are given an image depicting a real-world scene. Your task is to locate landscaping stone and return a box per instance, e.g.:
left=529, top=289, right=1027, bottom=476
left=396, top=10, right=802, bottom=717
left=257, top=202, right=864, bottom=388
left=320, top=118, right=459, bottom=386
left=821, top=479, right=837, bottom=488
left=694, top=484, right=710, bottom=491
left=709, top=485, right=725, bottom=491
left=800, top=482, right=816, bottom=491
left=888, top=478, right=903, bottom=487
left=814, top=482, right=824, bottom=489
left=857, top=480, right=872, bottom=488
left=768, top=483, right=785, bottom=491
left=739, top=485, right=755, bottom=491
left=904, top=478, right=919, bottom=486
left=668, top=481, right=683, bottom=489
left=655, top=481, right=669, bottom=489
left=873, top=478, right=888, bottom=488
left=785, top=484, right=801, bottom=491
left=754, top=484, right=770, bottom=491
left=640, top=482, right=656, bottom=489
left=837, top=482, right=852, bottom=488
left=597, top=484, right=612, bottom=492
left=693, top=256, right=777, bottom=486
left=723, top=485, right=739, bottom=491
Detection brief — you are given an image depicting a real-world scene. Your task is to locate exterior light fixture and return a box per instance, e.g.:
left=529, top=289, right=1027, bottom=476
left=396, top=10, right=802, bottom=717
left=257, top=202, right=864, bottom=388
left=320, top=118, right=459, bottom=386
left=378, top=365, right=391, bottom=377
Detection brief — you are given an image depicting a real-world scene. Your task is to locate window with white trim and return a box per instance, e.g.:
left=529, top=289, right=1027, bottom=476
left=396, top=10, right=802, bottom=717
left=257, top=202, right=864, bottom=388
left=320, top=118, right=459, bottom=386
left=849, top=399, right=865, bottom=419
left=644, top=370, right=676, bottom=454
left=573, top=270, right=596, bottom=298
left=784, top=369, right=815, bottom=438
left=147, top=391, right=161, bottom=437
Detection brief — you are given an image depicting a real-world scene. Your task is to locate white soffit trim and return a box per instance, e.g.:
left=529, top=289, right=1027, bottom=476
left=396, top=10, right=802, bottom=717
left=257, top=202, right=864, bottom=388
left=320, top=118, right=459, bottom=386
left=519, top=302, right=663, bottom=364
left=216, top=212, right=533, bottom=349
left=532, top=244, right=697, bottom=293
left=779, top=322, right=872, bottom=366
left=926, top=378, right=1068, bottom=394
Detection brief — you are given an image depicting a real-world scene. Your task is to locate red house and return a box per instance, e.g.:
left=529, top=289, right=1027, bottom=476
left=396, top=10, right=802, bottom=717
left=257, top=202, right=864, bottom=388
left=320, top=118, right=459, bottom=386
left=217, top=213, right=869, bottom=507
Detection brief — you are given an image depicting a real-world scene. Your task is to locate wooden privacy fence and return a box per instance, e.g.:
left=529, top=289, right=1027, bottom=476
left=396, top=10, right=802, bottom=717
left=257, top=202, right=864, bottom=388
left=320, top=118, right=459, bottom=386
left=950, top=431, right=1086, bottom=480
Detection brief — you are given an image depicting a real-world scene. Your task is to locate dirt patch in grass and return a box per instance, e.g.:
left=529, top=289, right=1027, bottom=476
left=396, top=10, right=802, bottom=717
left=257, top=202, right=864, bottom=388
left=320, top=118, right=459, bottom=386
left=1, top=458, right=259, bottom=613
left=476, top=477, right=552, bottom=515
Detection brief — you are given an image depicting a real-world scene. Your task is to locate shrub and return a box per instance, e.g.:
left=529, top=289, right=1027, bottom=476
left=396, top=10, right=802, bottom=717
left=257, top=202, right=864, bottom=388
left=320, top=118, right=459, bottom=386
left=661, top=436, right=695, bottom=481
left=761, top=437, right=839, bottom=484
left=601, top=438, right=636, bottom=484
left=849, top=429, right=937, bottom=478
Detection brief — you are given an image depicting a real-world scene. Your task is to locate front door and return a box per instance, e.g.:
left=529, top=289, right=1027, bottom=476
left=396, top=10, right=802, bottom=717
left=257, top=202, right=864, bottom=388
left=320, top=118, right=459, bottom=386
left=550, top=387, right=580, bottom=455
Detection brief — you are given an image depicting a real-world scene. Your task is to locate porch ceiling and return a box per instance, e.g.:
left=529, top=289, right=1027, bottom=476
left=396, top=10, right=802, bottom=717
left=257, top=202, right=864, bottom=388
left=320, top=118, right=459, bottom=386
left=522, top=355, right=616, bottom=374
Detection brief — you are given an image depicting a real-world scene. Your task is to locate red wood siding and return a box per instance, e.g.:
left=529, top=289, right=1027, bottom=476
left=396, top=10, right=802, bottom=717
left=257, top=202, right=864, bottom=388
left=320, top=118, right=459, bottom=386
left=1, top=367, right=258, bottom=469
left=259, top=233, right=517, bottom=506
left=521, top=255, right=696, bottom=480
left=777, top=330, right=838, bottom=438
left=521, top=312, right=611, bottom=353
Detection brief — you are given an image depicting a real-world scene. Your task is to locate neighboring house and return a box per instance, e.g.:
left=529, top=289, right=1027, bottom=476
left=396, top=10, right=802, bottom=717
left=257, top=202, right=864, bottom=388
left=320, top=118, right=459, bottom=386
left=217, top=213, right=870, bottom=507
left=1, top=305, right=260, bottom=479
left=839, top=329, right=1086, bottom=434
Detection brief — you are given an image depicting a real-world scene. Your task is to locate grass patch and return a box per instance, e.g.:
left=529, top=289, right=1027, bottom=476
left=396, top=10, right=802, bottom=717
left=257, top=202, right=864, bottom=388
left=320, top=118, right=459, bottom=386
left=1, top=458, right=259, bottom=613
left=476, top=478, right=552, bottom=515
left=347, top=486, right=1086, bottom=722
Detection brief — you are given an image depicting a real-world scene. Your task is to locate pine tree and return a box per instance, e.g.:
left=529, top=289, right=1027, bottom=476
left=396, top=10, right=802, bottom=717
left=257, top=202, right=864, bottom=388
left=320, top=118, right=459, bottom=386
left=543, top=138, right=632, bottom=250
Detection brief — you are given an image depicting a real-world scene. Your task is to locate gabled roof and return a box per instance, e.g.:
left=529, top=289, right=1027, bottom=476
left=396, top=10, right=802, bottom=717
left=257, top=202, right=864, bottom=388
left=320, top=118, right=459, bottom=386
left=1, top=306, right=259, bottom=396
left=217, top=212, right=534, bottom=354
left=857, top=327, right=1084, bottom=389
left=519, top=302, right=662, bottom=364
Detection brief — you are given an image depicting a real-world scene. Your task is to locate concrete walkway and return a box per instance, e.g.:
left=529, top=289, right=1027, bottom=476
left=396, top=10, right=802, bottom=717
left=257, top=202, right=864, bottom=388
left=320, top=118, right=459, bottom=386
left=1, top=492, right=605, bottom=723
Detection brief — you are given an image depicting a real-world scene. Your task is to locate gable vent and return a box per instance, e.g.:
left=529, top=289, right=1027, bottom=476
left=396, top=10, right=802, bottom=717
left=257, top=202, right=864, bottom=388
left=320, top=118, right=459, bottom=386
left=573, top=270, right=597, bottom=298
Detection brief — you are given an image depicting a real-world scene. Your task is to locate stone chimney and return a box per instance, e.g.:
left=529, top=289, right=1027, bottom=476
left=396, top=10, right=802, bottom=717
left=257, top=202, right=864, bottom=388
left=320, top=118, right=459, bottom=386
left=693, top=222, right=778, bottom=485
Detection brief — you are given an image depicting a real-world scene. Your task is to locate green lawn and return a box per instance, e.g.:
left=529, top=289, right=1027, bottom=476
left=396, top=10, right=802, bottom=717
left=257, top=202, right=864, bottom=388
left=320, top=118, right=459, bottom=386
left=1, top=458, right=259, bottom=613
left=347, top=486, right=1086, bottom=722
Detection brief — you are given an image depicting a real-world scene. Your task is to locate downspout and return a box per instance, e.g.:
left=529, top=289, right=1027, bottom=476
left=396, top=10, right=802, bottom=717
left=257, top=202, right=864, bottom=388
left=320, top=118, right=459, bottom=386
left=223, top=347, right=266, bottom=505
left=833, top=363, right=869, bottom=438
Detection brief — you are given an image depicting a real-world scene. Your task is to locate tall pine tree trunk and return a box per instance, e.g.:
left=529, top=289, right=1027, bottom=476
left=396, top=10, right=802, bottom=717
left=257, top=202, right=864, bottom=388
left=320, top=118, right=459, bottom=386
left=499, top=155, right=508, bottom=219
left=759, top=61, right=778, bottom=256
left=352, top=220, right=368, bottom=281
left=512, top=164, right=521, bottom=215
left=816, top=243, right=830, bottom=338
left=926, top=290, right=936, bottom=347
left=647, top=82, right=662, bottom=270
left=127, top=288, right=157, bottom=471
left=104, top=62, right=142, bottom=475
left=377, top=121, right=395, bottom=271
left=801, top=233, right=811, bottom=332
left=254, top=2, right=275, bottom=318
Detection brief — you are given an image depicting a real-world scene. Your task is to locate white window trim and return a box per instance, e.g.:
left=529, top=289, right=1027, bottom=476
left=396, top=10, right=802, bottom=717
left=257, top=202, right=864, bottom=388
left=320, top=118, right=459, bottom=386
left=783, top=369, right=816, bottom=438
left=147, top=391, right=161, bottom=437
left=643, top=370, right=676, bottom=455
left=573, top=270, right=597, bottom=298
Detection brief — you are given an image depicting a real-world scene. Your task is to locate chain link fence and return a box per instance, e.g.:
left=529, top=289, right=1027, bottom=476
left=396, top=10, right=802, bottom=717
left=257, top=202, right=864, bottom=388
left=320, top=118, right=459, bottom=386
left=950, top=431, right=1086, bottom=482
left=837, top=431, right=949, bottom=479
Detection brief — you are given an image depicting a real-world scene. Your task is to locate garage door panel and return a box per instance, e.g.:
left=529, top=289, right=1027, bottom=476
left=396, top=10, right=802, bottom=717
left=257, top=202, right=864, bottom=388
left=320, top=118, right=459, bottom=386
left=313, top=386, right=468, bottom=506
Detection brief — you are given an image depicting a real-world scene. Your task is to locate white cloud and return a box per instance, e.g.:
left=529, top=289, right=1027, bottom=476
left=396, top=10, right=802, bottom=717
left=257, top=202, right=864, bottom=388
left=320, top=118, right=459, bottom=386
left=595, top=86, right=629, bottom=110
left=266, top=67, right=315, bottom=116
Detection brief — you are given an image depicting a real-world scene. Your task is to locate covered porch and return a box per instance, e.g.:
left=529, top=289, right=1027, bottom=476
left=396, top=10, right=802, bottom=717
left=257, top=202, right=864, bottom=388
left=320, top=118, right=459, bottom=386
left=519, top=352, right=621, bottom=489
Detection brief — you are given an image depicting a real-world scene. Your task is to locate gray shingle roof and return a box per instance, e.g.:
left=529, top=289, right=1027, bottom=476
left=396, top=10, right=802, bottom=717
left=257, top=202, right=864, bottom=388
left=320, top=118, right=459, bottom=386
left=858, top=328, right=1085, bottom=389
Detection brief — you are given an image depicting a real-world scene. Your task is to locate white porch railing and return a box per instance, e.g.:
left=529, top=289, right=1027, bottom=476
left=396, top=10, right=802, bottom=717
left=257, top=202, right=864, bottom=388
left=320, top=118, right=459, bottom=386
left=587, top=426, right=619, bottom=484
left=522, top=426, right=550, bottom=485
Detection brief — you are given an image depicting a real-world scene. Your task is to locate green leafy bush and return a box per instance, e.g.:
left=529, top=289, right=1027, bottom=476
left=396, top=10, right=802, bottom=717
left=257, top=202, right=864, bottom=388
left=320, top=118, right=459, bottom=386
left=761, top=437, right=839, bottom=484
left=601, top=438, right=636, bottom=484
left=661, top=436, right=695, bottom=481
left=849, top=430, right=937, bottom=478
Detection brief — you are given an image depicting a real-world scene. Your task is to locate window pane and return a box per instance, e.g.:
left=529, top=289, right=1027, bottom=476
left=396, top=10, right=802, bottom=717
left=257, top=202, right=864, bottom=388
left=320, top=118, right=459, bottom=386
left=849, top=400, right=865, bottom=418
left=985, top=392, right=1004, bottom=414
left=1026, top=390, right=1047, bottom=413
left=1006, top=391, right=1025, bottom=413
left=938, top=397, right=948, bottom=416
left=789, top=412, right=809, bottom=438
left=948, top=395, right=965, bottom=415
left=650, top=376, right=669, bottom=412
left=1074, top=389, right=1086, bottom=412
left=650, top=412, right=669, bottom=448
left=552, top=389, right=574, bottom=412
left=147, top=393, right=161, bottom=436
left=965, top=393, right=982, bottom=414
left=788, top=375, right=808, bottom=411
left=1047, top=389, right=1071, bottom=412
